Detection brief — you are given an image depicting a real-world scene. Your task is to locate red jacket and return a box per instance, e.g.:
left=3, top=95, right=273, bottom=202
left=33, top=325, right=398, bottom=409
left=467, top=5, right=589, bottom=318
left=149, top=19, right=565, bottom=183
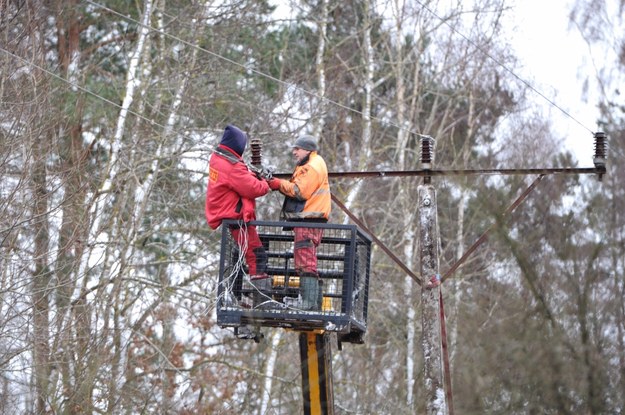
left=205, top=145, right=270, bottom=229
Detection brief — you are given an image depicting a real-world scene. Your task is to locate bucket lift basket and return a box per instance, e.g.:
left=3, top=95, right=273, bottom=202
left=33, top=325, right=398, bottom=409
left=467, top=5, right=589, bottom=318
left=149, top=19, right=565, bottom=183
left=216, top=220, right=372, bottom=343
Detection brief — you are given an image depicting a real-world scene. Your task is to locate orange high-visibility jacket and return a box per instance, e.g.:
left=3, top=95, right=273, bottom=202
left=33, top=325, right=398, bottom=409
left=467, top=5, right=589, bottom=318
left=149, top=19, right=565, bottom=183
left=279, top=151, right=331, bottom=221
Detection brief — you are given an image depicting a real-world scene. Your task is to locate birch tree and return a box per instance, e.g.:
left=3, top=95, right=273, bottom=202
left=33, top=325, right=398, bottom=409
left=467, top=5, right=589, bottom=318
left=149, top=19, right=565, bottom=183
left=3, top=0, right=621, bottom=413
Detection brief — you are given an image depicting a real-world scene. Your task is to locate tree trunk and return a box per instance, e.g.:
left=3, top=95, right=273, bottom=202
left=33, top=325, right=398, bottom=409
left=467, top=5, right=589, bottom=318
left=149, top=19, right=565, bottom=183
left=31, top=132, right=51, bottom=415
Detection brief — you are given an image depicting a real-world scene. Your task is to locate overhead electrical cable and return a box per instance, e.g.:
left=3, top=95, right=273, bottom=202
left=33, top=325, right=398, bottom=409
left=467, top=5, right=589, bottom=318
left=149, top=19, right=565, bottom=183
left=83, top=0, right=596, bottom=142
left=5, top=1, right=596, bottom=146
left=82, top=0, right=435, bottom=138
left=0, top=48, right=169, bottom=132
left=413, top=0, right=595, bottom=135
left=2, top=2, right=606, bottom=188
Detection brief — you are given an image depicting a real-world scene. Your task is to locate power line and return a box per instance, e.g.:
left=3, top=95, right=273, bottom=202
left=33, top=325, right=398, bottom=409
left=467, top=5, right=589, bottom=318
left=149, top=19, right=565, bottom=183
left=84, top=0, right=433, bottom=140
left=2, top=44, right=602, bottom=180
left=0, top=48, right=170, bottom=133
left=83, top=0, right=591, bottom=142
left=5, top=1, right=596, bottom=147
left=413, top=0, right=595, bottom=135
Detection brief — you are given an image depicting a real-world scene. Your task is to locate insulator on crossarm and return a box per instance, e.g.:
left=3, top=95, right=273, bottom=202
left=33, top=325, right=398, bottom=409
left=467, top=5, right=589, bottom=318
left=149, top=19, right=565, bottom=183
left=250, top=136, right=262, bottom=167
left=420, top=135, right=435, bottom=169
left=419, top=135, right=435, bottom=184
left=593, top=131, right=607, bottom=181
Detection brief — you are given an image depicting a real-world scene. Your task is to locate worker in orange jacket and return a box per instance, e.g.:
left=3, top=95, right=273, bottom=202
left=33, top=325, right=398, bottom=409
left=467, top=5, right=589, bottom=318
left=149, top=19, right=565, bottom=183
left=267, top=135, right=330, bottom=310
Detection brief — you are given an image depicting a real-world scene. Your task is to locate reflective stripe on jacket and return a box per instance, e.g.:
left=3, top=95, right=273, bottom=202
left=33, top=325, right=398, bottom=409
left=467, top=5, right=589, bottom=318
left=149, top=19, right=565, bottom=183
left=205, top=145, right=269, bottom=230
left=279, top=151, right=331, bottom=221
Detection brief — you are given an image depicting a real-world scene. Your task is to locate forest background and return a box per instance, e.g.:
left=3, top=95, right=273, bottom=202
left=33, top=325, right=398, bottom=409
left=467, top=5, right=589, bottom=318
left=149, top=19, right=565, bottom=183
left=1, top=0, right=623, bottom=413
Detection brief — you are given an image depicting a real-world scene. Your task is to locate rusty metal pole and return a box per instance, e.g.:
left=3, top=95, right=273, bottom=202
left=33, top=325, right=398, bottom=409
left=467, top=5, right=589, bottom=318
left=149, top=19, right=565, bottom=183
left=419, top=136, right=448, bottom=414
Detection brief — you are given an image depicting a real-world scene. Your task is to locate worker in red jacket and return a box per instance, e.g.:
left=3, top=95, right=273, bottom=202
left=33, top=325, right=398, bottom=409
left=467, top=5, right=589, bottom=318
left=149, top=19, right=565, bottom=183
left=205, top=125, right=271, bottom=291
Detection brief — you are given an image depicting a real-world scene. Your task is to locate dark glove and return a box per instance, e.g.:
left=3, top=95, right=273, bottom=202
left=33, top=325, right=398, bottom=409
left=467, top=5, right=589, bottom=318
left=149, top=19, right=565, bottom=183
left=268, top=178, right=281, bottom=191
left=258, top=166, right=273, bottom=180
left=249, top=164, right=273, bottom=180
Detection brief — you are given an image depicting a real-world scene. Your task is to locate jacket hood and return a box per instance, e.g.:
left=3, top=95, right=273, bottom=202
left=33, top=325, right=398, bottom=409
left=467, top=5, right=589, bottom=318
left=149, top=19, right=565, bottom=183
left=220, top=124, right=247, bottom=156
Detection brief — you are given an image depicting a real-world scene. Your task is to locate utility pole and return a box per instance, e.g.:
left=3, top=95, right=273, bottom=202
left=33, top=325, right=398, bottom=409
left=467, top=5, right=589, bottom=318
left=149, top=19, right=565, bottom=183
left=246, top=131, right=608, bottom=415
left=413, top=132, right=607, bottom=414
left=418, top=136, right=448, bottom=414
left=419, top=184, right=446, bottom=414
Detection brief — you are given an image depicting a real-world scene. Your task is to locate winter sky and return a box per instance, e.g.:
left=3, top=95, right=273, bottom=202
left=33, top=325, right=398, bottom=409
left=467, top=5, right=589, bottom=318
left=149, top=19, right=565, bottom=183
left=508, top=0, right=602, bottom=166
left=270, top=0, right=604, bottom=166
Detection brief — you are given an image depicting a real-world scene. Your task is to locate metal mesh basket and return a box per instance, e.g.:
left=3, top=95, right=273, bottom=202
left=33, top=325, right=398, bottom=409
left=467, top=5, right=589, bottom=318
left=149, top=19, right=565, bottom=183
left=216, top=220, right=372, bottom=341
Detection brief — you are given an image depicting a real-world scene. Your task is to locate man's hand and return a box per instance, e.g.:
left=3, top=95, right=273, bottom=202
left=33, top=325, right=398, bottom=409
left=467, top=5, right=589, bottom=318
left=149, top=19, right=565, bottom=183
left=258, top=166, right=273, bottom=180
left=268, top=178, right=281, bottom=191
left=250, top=164, right=274, bottom=180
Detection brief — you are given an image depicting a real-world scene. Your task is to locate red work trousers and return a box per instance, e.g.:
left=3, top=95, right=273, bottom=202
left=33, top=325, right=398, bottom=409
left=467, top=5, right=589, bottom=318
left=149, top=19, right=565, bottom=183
left=230, top=225, right=266, bottom=275
left=294, top=227, right=323, bottom=275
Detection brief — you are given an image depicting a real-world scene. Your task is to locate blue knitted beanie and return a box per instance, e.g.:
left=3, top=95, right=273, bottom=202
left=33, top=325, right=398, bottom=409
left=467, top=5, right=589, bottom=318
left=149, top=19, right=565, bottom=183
left=220, top=124, right=247, bottom=156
